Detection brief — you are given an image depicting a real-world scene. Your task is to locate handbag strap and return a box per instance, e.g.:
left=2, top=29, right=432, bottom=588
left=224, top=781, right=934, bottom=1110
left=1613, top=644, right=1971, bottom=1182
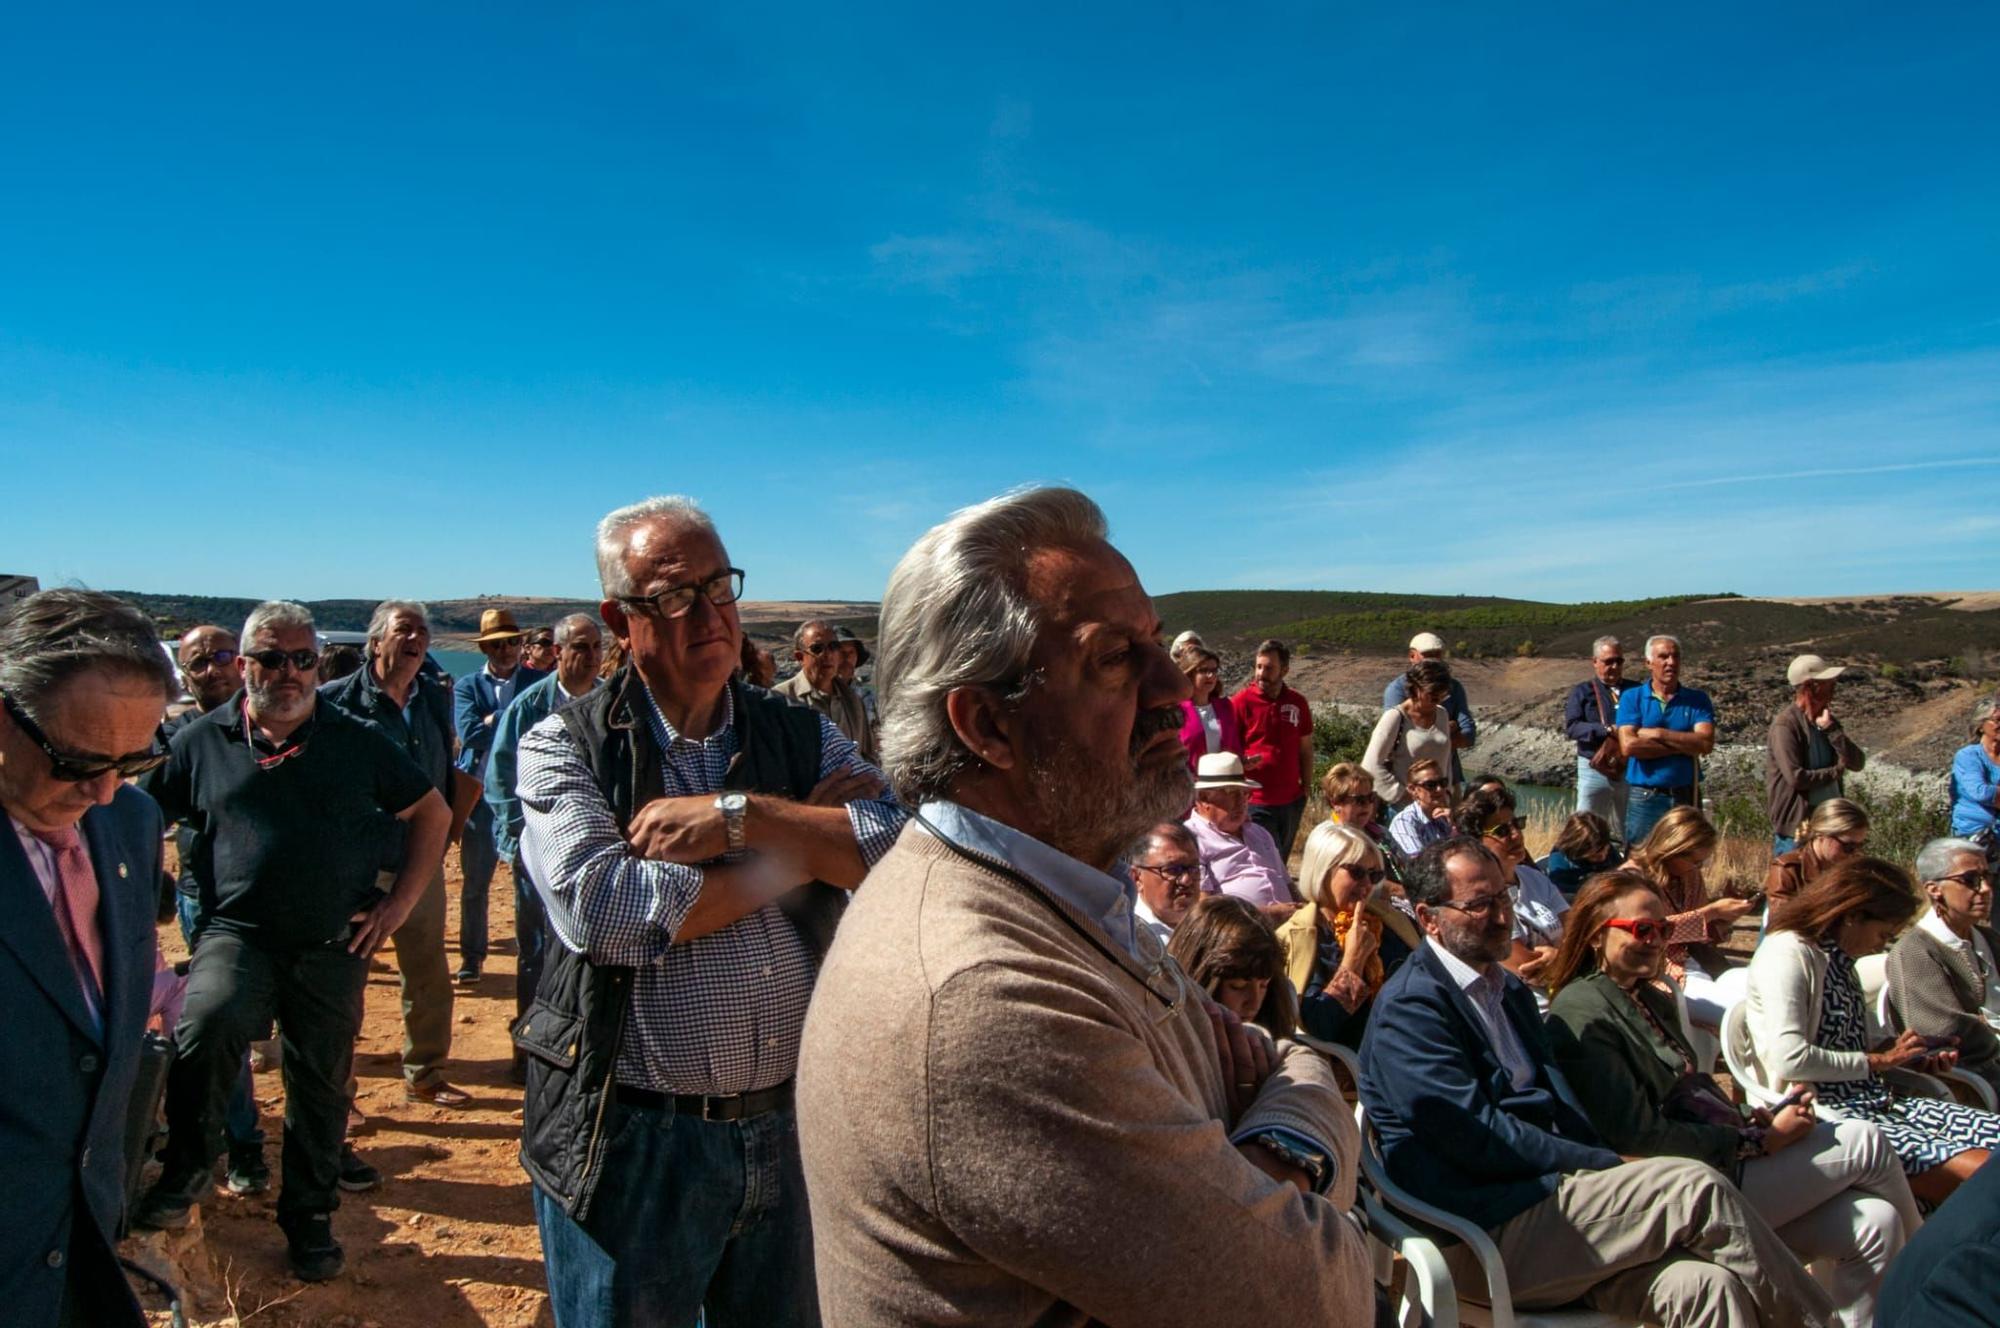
left=1624, top=980, right=1697, bottom=1075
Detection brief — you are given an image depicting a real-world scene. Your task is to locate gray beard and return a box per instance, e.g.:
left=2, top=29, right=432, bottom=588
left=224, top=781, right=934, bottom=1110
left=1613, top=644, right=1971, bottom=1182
left=1024, top=736, right=1193, bottom=867
left=247, top=680, right=313, bottom=726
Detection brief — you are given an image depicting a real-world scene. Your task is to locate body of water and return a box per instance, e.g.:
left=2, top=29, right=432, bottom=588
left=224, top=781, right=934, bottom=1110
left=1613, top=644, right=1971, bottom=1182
left=1512, top=781, right=1574, bottom=822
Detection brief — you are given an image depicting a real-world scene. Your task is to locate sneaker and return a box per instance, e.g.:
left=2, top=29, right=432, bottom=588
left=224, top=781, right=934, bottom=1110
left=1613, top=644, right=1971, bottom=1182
left=224, top=1142, right=271, bottom=1196
left=452, top=962, right=482, bottom=985
left=133, top=1167, right=213, bottom=1231
left=336, top=1144, right=382, bottom=1193
left=281, top=1213, right=345, bottom=1282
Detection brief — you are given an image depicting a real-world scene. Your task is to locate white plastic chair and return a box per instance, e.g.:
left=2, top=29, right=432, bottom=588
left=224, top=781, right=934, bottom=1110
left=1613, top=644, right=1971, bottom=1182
left=1872, top=978, right=1998, bottom=1110
left=1355, top=1104, right=1640, bottom=1328
left=1721, top=984, right=1964, bottom=1110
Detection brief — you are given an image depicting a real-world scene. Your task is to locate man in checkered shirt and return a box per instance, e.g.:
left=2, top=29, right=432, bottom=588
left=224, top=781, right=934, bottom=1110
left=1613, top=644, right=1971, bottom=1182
left=514, top=495, right=903, bottom=1328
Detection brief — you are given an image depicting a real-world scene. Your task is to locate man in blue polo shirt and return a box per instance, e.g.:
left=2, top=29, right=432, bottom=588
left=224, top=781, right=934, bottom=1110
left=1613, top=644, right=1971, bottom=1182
left=1614, top=634, right=1715, bottom=846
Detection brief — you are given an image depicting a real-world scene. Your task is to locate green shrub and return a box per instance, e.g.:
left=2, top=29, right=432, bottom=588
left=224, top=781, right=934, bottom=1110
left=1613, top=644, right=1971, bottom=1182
left=1515, top=638, right=1538, bottom=658
left=1847, top=785, right=1950, bottom=868
left=1309, top=708, right=1374, bottom=791
left=1879, top=662, right=1905, bottom=682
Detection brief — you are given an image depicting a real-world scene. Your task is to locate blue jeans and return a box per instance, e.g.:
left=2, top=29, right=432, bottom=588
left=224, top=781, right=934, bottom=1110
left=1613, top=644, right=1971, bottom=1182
left=1574, top=756, right=1629, bottom=840
left=459, top=800, right=499, bottom=965
left=535, top=1099, right=819, bottom=1328
left=175, top=893, right=263, bottom=1149
left=1623, top=785, right=1691, bottom=849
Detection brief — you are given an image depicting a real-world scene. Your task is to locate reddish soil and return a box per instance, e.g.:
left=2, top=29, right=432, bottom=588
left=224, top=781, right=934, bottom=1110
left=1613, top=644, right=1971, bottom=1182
left=140, top=852, right=550, bottom=1327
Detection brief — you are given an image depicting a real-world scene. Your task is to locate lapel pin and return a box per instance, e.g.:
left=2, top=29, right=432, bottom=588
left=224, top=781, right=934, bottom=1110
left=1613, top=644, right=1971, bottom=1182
left=117, top=863, right=129, bottom=878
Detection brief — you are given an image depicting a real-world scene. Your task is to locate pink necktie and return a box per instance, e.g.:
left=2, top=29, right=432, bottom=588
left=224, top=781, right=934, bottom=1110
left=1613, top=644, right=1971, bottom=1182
left=30, top=825, right=105, bottom=999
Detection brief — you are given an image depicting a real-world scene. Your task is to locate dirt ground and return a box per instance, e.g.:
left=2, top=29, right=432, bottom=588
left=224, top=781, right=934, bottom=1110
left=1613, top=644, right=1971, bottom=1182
left=140, top=851, right=551, bottom=1328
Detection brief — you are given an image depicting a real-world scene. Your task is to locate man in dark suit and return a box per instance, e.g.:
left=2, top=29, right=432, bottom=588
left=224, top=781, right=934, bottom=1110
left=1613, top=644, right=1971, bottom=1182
left=1877, top=1150, right=2000, bottom=1327
left=0, top=589, right=178, bottom=1327
left=1360, top=836, right=1831, bottom=1328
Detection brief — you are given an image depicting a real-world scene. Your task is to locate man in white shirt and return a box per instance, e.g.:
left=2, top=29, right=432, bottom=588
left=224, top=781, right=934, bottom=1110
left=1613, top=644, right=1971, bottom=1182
left=1183, top=753, right=1297, bottom=921
left=1131, top=821, right=1201, bottom=944
left=1387, top=758, right=1454, bottom=860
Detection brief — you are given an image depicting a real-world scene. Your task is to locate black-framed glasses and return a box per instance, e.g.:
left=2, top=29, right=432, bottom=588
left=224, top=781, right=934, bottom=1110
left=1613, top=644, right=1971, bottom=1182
left=619, top=568, right=745, bottom=620
left=182, top=649, right=238, bottom=674
left=245, top=648, right=320, bottom=674
left=0, top=688, right=167, bottom=781
left=1432, top=893, right=1515, bottom=918
left=1936, top=870, right=1996, bottom=894
left=1134, top=861, right=1201, bottom=884
left=802, top=641, right=842, bottom=656
left=1342, top=865, right=1389, bottom=886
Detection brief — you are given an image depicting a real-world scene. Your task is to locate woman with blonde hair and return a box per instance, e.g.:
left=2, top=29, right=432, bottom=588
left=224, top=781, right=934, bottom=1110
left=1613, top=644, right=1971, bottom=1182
left=1629, top=806, right=1756, bottom=1026
left=1167, top=895, right=1299, bottom=1040
left=1768, top=798, right=1872, bottom=908
left=1276, top=823, right=1415, bottom=1047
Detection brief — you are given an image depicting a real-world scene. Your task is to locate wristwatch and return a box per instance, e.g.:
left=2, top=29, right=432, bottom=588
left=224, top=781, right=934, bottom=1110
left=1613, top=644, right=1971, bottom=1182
left=714, top=792, right=749, bottom=860
left=1247, top=1131, right=1332, bottom=1194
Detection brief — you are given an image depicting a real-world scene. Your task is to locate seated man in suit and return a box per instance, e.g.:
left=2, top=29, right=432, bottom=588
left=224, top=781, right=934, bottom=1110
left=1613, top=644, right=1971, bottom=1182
left=1360, top=835, right=1832, bottom=1328
left=0, top=589, right=178, bottom=1328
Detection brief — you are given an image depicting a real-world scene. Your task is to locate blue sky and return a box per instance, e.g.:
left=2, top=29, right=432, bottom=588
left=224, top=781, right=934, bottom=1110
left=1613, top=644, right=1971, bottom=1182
left=4, top=4, right=1996, bottom=605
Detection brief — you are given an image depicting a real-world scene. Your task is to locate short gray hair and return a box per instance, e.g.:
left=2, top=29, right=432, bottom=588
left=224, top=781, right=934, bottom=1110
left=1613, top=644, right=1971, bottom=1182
left=365, top=599, right=429, bottom=646
left=793, top=618, right=836, bottom=651
left=1593, top=635, right=1622, bottom=658
left=876, top=486, right=1109, bottom=805
left=240, top=600, right=316, bottom=648
left=0, top=588, right=176, bottom=715
left=595, top=495, right=717, bottom=598
left=1916, top=837, right=1987, bottom=884
left=553, top=613, right=599, bottom=647
left=1645, top=634, right=1680, bottom=660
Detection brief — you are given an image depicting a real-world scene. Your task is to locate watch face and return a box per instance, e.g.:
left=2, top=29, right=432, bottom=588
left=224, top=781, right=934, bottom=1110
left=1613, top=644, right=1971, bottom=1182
left=719, top=792, right=749, bottom=813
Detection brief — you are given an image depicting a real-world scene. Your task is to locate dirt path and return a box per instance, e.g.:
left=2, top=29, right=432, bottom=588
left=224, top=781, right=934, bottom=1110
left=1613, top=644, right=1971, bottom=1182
left=146, top=854, right=550, bottom=1327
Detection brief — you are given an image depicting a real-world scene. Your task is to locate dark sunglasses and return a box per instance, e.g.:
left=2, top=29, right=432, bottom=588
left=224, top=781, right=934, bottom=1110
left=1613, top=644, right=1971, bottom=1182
left=1482, top=818, right=1525, bottom=840
left=1411, top=778, right=1449, bottom=792
left=1601, top=917, right=1667, bottom=945
left=245, top=648, right=320, bottom=673
left=182, top=649, right=238, bottom=674
left=1344, top=866, right=1389, bottom=885
left=0, top=688, right=167, bottom=781
left=1936, top=870, right=1996, bottom=893
left=802, top=641, right=844, bottom=656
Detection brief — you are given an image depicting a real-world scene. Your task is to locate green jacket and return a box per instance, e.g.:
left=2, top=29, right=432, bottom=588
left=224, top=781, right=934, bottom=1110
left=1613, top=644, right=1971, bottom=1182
left=1545, top=971, right=1745, bottom=1174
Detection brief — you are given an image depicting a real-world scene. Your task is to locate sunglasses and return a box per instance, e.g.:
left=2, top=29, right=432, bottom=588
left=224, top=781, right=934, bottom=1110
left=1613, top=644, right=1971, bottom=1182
left=1411, top=778, right=1449, bottom=792
left=1601, top=917, right=1667, bottom=945
left=1936, top=870, right=1996, bottom=893
left=1599, top=656, right=1624, bottom=665
left=0, top=688, right=167, bottom=782
left=1826, top=835, right=1869, bottom=853
left=182, top=649, right=238, bottom=674
left=1482, top=819, right=1525, bottom=840
left=1343, top=866, right=1389, bottom=885
left=245, top=648, right=321, bottom=673
left=802, top=641, right=844, bottom=656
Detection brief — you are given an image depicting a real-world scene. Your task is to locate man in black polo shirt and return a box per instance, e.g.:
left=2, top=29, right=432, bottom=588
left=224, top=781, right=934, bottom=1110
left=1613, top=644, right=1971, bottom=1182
left=135, top=600, right=450, bottom=1282
left=322, top=599, right=469, bottom=1109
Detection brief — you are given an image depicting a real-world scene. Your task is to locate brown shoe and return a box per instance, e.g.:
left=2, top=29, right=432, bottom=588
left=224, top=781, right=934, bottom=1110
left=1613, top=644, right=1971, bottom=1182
left=404, top=1080, right=473, bottom=1109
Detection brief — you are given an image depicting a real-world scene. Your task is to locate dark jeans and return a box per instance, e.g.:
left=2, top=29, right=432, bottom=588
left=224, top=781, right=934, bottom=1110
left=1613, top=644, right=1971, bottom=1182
left=513, top=850, right=549, bottom=1031
left=163, top=928, right=369, bottom=1221
left=459, top=801, right=499, bottom=965
left=1250, top=796, right=1307, bottom=861
left=175, top=892, right=264, bottom=1150
left=1623, top=783, right=1695, bottom=848
left=534, top=1098, right=819, bottom=1328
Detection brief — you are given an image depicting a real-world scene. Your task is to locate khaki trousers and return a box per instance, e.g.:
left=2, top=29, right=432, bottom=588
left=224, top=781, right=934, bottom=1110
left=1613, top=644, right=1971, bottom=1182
left=1448, top=1157, right=1834, bottom=1328
left=387, top=865, right=454, bottom=1089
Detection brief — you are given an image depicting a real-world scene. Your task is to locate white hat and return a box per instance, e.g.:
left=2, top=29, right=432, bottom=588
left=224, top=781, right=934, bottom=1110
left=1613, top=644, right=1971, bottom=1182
left=1409, top=632, right=1447, bottom=654
left=1192, top=752, right=1260, bottom=790
left=1786, top=654, right=1849, bottom=688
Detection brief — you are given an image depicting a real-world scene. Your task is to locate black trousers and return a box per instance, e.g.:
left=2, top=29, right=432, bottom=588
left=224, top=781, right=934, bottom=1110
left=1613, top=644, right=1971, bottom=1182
left=1250, top=796, right=1307, bottom=861
left=513, top=850, right=550, bottom=1030
left=163, top=929, right=369, bottom=1222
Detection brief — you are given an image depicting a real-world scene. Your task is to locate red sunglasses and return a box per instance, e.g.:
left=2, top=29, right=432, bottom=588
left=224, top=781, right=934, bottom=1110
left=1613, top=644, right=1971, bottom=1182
left=1601, top=918, right=1666, bottom=945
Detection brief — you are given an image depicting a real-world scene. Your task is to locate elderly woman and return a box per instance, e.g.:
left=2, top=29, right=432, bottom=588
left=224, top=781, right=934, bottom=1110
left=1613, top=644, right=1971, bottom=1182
left=1742, top=855, right=2000, bottom=1204
left=1886, top=838, right=2000, bottom=1099
left=1174, top=646, right=1240, bottom=771
left=1361, top=659, right=1456, bottom=809
left=1275, top=823, right=1415, bottom=1047
left=1768, top=799, right=1872, bottom=909
left=1629, top=806, right=1756, bottom=1027
left=1452, top=784, right=1568, bottom=1008
left=1950, top=701, right=2000, bottom=838
left=1546, top=872, right=1918, bottom=1328
left=1167, top=894, right=1298, bottom=1040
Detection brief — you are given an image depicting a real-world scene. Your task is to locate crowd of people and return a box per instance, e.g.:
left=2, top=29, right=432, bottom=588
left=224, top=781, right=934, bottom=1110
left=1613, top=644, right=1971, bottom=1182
left=3, top=485, right=1999, bottom=1327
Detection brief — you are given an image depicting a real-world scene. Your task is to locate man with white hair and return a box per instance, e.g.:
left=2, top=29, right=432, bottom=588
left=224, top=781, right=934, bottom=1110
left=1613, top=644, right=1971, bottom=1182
left=797, top=486, right=1367, bottom=1327
left=1564, top=635, right=1637, bottom=832
left=1615, top=634, right=1716, bottom=846
left=1184, top=752, right=1298, bottom=921
left=483, top=612, right=603, bottom=1081
left=322, top=600, right=469, bottom=1108
left=1765, top=654, right=1866, bottom=854
left=137, top=601, right=450, bottom=1282
left=515, top=496, right=902, bottom=1327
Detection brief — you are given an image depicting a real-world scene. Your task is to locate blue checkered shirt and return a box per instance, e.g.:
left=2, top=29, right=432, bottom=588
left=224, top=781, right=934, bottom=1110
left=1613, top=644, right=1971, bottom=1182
left=517, top=684, right=905, bottom=1094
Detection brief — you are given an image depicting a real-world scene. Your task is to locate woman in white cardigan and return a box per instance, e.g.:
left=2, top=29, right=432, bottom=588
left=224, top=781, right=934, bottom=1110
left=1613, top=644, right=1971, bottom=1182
left=1743, top=855, right=2000, bottom=1205
left=1361, top=658, right=1456, bottom=809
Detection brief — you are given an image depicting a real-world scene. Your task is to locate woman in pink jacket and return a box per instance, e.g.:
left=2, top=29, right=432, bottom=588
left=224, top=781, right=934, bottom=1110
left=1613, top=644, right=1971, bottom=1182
left=1174, top=645, right=1240, bottom=770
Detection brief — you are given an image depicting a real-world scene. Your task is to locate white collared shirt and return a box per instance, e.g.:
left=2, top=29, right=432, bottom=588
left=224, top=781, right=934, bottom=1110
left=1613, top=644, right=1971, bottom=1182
left=1427, top=936, right=1536, bottom=1090
left=1918, top=909, right=2000, bottom=1030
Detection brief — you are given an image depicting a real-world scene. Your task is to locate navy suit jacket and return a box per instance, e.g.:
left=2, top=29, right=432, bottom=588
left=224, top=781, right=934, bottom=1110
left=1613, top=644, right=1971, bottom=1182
left=1876, top=1147, right=2000, bottom=1328
left=0, top=784, right=161, bottom=1328
left=1359, top=940, right=1620, bottom=1231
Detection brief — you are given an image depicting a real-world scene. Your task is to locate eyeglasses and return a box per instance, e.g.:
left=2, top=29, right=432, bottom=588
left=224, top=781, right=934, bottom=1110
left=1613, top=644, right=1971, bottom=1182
left=1431, top=893, right=1514, bottom=918
left=1335, top=793, right=1375, bottom=806
left=802, top=641, right=843, bottom=656
left=182, top=649, right=238, bottom=674
left=619, top=568, right=745, bottom=620
left=1482, top=819, right=1525, bottom=840
left=1341, top=866, right=1389, bottom=886
left=1598, top=656, right=1624, bottom=666
left=1135, top=861, right=1201, bottom=884
left=1411, top=778, right=1449, bottom=792
left=1601, top=917, right=1667, bottom=945
left=245, top=648, right=320, bottom=674
left=1826, top=835, right=1869, bottom=854
left=1935, top=870, right=1996, bottom=894
left=0, top=688, right=168, bottom=781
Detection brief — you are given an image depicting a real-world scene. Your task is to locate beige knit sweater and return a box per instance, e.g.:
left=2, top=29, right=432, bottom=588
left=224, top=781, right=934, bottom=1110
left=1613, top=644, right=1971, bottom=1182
left=797, top=825, right=1371, bottom=1327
